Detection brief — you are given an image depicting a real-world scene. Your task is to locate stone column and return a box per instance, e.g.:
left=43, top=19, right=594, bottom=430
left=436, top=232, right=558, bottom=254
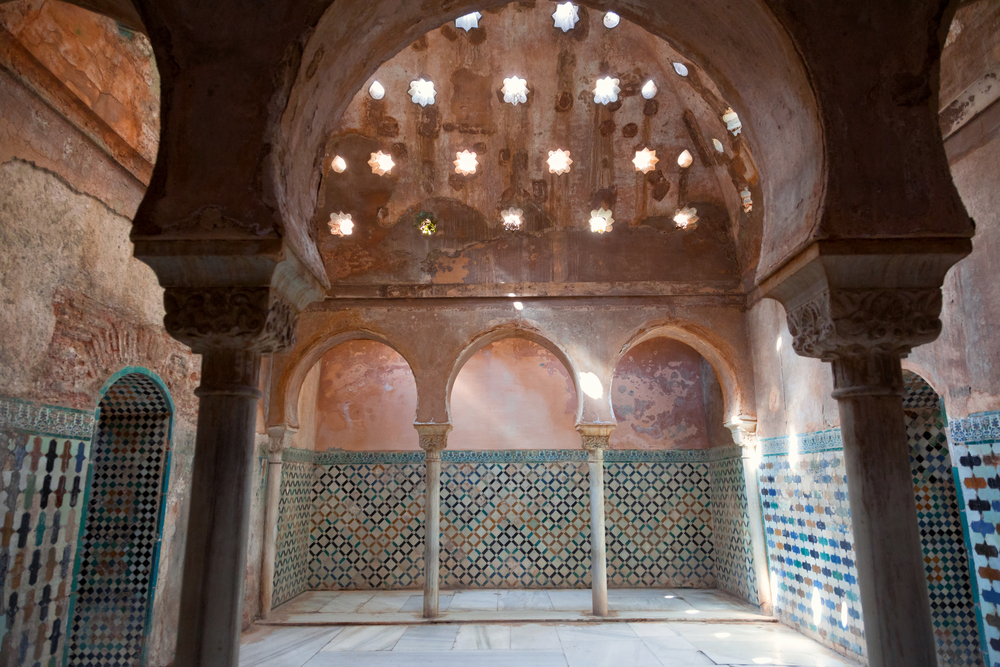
left=415, top=423, right=451, bottom=619
left=578, top=423, right=614, bottom=617
left=165, top=287, right=298, bottom=667
left=260, top=424, right=297, bottom=618
left=726, top=417, right=772, bottom=614
left=778, top=283, right=951, bottom=667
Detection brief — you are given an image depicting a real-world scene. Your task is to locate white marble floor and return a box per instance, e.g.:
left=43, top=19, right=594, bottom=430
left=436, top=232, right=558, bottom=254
left=240, top=618, right=863, bottom=667
left=263, top=588, right=770, bottom=625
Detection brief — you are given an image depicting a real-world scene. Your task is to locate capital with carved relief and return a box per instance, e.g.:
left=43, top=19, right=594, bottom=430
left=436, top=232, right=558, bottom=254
left=725, top=416, right=758, bottom=456
left=266, top=425, right=298, bottom=464
left=577, top=423, right=614, bottom=461
left=764, top=241, right=970, bottom=396
left=414, top=423, right=452, bottom=461
left=164, top=287, right=297, bottom=354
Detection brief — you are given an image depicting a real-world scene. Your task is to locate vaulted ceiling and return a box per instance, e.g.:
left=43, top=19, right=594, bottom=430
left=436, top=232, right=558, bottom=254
left=314, top=3, right=763, bottom=298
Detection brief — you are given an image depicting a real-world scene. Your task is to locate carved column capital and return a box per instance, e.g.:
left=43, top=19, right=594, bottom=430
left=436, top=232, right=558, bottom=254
left=414, top=423, right=452, bottom=459
left=725, top=416, right=758, bottom=454
left=577, top=423, right=614, bottom=458
left=163, top=287, right=297, bottom=354
left=785, top=287, right=942, bottom=362
left=266, top=424, right=298, bottom=463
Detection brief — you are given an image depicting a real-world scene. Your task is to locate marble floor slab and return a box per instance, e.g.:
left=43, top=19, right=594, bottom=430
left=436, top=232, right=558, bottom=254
left=241, top=619, right=864, bottom=667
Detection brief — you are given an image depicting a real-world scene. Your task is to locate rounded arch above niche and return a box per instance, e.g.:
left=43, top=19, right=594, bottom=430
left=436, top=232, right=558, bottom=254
left=309, top=339, right=420, bottom=452
left=450, top=337, right=580, bottom=450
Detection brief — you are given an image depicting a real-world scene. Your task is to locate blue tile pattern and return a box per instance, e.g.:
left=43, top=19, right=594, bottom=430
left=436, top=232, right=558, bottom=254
left=68, top=373, right=171, bottom=667
left=950, top=411, right=1000, bottom=667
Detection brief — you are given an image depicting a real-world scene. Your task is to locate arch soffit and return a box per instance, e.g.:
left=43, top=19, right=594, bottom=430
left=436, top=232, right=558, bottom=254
left=98, top=366, right=175, bottom=415
left=616, top=323, right=747, bottom=421
left=277, top=0, right=824, bottom=283
left=900, top=360, right=946, bottom=402
left=445, top=325, right=584, bottom=425
left=281, top=329, right=417, bottom=429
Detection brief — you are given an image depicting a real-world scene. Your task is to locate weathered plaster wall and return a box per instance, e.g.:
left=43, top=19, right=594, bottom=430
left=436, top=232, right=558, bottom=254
left=907, top=132, right=1000, bottom=420
left=0, top=12, right=193, bottom=660
left=314, top=341, right=418, bottom=451
left=295, top=363, right=321, bottom=451
left=451, top=339, right=579, bottom=450
left=1, top=0, right=159, bottom=163
left=748, top=298, right=838, bottom=439
left=611, top=337, right=719, bottom=450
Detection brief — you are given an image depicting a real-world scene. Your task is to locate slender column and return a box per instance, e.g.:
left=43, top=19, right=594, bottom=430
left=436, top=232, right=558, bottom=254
left=415, top=423, right=451, bottom=619
left=831, top=351, right=936, bottom=667
left=260, top=425, right=297, bottom=618
left=726, top=417, right=772, bottom=614
left=579, top=423, right=613, bottom=617
left=175, top=348, right=262, bottom=667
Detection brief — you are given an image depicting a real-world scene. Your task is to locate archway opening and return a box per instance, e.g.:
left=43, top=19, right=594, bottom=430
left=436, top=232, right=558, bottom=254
left=69, top=372, right=172, bottom=666
left=902, top=370, right=982, bottom=667
left=293, top=340, right=423, bottom=594
left=450, top=338, right=579, bottom=450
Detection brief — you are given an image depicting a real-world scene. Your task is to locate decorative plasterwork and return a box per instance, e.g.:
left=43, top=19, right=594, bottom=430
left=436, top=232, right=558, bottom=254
left=786, top=288, right=942, bottom=361
left=163, top=287, right=297, bottom=353
left=267, top=424, right=298, bottom=462
left=414, top=422, right=452, bottom=456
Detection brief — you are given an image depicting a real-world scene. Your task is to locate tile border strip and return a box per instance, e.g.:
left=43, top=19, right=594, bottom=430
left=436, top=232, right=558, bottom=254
left=0, top=396, right=96, bottom=439
left=759, top=428, right=843, bottom=456
left=949, top=410, right=1000, bottom=444
left=311, top=448, right=727, bottom=465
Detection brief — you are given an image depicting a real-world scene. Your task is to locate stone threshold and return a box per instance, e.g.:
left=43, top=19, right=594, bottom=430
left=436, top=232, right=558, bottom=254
left=258, top=609, right=775, bottom=626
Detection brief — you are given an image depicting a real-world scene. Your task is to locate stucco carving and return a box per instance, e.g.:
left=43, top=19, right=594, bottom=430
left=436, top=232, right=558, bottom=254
left=786, top=288, right=942, bottom=361
left=414, top=423, right=452, bottom=456
left=163, top=287, right=297, bottom=353
left=266, top=424, right=298, bottom=462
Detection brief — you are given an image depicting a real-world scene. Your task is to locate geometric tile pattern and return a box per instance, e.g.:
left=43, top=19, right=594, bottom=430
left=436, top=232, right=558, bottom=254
left=950, top=410, right=1000, bottom=667
left=708, top=454, right=758, bottom=602
left=759, top=448, right=866, bottom=662
left=440, top=461, right=592, bottom=589
left=0, top=426, right=91, bottom=667
left=761, top=415, right=987, bottom=667
left=309, top=463, right=425, bottom=591
left=304, top=453, right=717, bottom=591
left=272, top=459, right=313, bottom=606
left=68, top=373, right=171, bottom=667
left=903, top=373, right=983, bottom=667
left=605, top=461, right=715, bottom=588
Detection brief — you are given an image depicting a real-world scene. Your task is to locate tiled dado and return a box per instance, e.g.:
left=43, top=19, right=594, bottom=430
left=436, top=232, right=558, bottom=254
left=951, top=410, right=1000, bottom=667
left=760, top=416, right=983, bottom=667
left=758, top=434, right=864, bottom=661
left=0, top=397, right=95, bottom=667
left=273, top=458, right=313, bottom=606
left=709, top=454, right=758, bottom=604
left=301, top=449, right=723, bottom=593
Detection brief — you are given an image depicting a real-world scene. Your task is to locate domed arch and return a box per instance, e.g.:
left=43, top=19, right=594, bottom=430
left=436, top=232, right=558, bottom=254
left=445, top=324, right=584, bottom=425
left=279, top=330, right=417, bottom=429
left=276, top=0, right=824, bottom=284
left=616, top=321, right=750, bottom=424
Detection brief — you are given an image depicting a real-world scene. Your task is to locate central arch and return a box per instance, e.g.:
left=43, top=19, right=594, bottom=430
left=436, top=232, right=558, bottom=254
left=445, top=326, right=584, bottom=425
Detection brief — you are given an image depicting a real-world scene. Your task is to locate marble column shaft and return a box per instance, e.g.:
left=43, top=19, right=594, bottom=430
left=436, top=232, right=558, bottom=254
left=415, top=423, right=451, bottom=619
left=579, top=424, right=613, bottom=617
left=832, top=351, right=937, bottom=667
left=260, top=425, right=296, bottom=618
left=175, top=348, right=262, bottom=667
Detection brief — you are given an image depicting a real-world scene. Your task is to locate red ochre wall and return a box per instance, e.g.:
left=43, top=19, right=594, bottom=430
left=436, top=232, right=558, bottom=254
left=309, top=337, right=727, bottom=452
